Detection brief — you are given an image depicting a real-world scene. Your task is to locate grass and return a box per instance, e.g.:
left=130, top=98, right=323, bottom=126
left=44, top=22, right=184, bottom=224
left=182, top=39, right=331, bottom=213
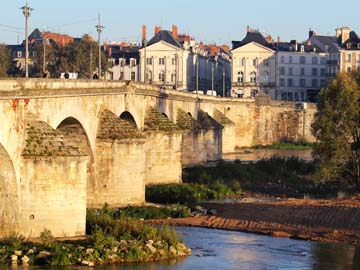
left=250, top=138, right=317, bottom=150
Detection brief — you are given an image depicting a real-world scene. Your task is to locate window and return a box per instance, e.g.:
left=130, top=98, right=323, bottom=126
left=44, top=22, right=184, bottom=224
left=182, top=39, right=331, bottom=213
left=279, top=66, right=285, bottom=75
left=131, top=72, right=136, bottom=81
left=288, top=67, right=293, bottom=75
left=280, top=78, right=285, bottom=87
left=172, top=58, right=176, bottom=65
left=312, top=57, right=318, bottom=65
left=159, top=57, right=165, bottom=65
left=300, top=45, right=304, bottom=52
left=346, top=54, right=351, bottom=62
left=250, top=71, right=256, bottom=83
left=300, top=67, right=305, bottom=76
left=300, top=78, right=306, bottom=87
left=263, top=59, right=269, bottom=67
left=130, top=59, right=136, bottom=66
left=287, top=78, right=293, bottom=87
left=312, top=68, right=318, bottom=76
left=171, top=73, right=176, bottom=82
left=312, top=79, right=318, bottom=88
left=253, top=58, right=257, bottom=66
left=17, top=51, right=22, bottom=58
left=300, top=56, right=306, bottom=64
left=347, top=66, right=352, bottom=72
left=301, top=92, right=305, bottom=101
left=120, top=59, right=125, bottom=66
left=158, top=72, right=165, bottom=82
left=320, top=57, right=326, bottom=65
left=120, top=72, right=124, bottom=80
left=261, top=72, right=269, bottom=83
left=347, top=43, right=351, bottom=49
left=289, top=56, right=293, bottom=64
left=146, top=58, right=152, bottom=65
left=237, top=71, right=244, bottom=83
left=320, top=79, right=326, bottom=87
left=320, top=68, right=326, bottom=76
left=295, top=92, right=299, bottom=101
left=146, top=71, right=152, bottom=82
left=280, top=56, right=284, bottom=64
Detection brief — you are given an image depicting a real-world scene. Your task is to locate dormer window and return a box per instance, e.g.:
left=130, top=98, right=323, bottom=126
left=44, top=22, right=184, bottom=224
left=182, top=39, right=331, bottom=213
left=347, top=43, right=351, bottom=49
left=300, top=45, right=304, bottom=52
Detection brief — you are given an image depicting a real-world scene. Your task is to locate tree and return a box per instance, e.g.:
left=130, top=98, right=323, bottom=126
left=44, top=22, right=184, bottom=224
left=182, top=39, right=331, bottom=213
left=312, top=72, right=360, bottom=191
left=0, top=45, right=11, bottom=77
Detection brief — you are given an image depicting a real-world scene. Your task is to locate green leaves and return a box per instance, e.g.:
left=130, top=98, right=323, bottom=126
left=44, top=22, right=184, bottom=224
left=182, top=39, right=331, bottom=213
left=313, top=72, right=360, bottom=190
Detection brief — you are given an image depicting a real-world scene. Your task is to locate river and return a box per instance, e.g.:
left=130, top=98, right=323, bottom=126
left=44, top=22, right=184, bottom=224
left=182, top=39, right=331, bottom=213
left=9, top=226, right=356, bottom=270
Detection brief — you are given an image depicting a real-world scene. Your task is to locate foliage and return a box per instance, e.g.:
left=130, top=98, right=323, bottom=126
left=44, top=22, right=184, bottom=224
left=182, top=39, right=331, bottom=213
left=0, top=45, right=12, bottom=77
left=0, top=232, right=26, bottom=251
left=50, top=243, right=71, bottom=266
left=313, top=72, right=360, bottom=191
left=113, top=205, right=191, bottom=220
left=40, top=228, right=54, bottom=247
left=145, top=182, right=240, bottom=206
left=251, top=138, right=316, bottom=150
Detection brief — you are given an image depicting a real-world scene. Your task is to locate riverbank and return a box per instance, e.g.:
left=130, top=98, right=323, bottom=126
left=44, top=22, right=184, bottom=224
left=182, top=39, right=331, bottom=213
left=151, top=196, right=360, bottom=246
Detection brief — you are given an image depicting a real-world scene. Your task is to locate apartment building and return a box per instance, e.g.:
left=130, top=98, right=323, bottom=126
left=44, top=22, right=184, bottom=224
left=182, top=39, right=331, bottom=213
left=230, top=27, right=276, bottom=98
left=139, top=25, right=231, bottom=95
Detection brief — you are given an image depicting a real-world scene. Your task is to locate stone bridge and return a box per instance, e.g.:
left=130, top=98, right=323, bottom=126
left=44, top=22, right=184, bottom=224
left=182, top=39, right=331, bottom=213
left=0, top=79, right=316, bottom=238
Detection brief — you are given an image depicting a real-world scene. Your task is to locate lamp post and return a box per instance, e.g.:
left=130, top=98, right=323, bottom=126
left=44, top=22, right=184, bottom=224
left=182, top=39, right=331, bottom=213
left=20, top=2, right=33, bottom=78
left=96, top=13, right=104, bottom=79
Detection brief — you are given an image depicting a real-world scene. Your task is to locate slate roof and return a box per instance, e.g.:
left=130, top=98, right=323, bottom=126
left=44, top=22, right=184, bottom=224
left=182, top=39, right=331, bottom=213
left=147, top=30, right=181, bottom=48
left=312, top=35, right=337, bottom=47
left=108, top=45, right=140, bottom=63
left=275, top=42, right=324, bottom=53
left=232, top=31, right=274, bottom=50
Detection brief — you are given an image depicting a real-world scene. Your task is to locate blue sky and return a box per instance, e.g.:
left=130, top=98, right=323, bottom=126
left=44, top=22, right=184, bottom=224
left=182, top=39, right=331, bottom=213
left=1, top=0, right=359, bottom=46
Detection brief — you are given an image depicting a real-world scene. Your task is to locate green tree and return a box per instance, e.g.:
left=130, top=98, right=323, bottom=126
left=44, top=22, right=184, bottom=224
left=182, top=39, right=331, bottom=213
left=0, top=45, right=11, bottom=77
left=313, top=72, right=360, bottom=190
left=30, top=40, right=60, bottom=78
left=56, top=35, right=107, bottom=79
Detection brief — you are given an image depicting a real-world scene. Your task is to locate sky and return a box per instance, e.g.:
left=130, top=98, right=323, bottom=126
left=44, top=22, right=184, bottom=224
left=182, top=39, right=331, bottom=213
left=0, top=0, right=359, bottom=46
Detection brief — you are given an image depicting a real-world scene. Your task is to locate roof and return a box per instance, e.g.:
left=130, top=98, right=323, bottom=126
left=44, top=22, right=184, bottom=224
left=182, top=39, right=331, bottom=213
left=275, top=42, right=324, bottom=53
left=232, top=31, right=273, bottom=50
left=147, top=30, right=181, bottom=48
left=312, top=35, right=337, bottom=47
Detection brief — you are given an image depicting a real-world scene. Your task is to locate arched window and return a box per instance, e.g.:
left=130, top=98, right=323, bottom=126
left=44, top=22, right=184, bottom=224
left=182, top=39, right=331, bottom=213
left=237, top=71, right=244, bottom=83
left=250, top=71, right=257, bottom=83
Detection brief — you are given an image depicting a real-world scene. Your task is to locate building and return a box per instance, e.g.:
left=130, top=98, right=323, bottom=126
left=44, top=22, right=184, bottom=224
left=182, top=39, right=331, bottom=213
left=139, top=25, right=231, bottom=95
left=230, top=27, right=276, bottom=98
left=275, top=40, right=327, bottom=102
left=106, top=43, right=140, bottom=81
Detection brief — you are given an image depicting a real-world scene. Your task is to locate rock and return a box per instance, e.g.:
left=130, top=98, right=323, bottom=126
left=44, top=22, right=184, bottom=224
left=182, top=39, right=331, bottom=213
left=146, top=239, right=154, bottom=245
left=196, top=253, right=204, bottom=257
left=11, top=255, right=18, bottom=261
left=111, top=247, right=118, bottom=253
left=27, top=249, right=35, bottom=254
left=38, top=250, right=52, bottom=259
left=169, top=245, right=177, bottom=256
left=21, top=255, right=30, bottom=263
left=86, top=248, right=94, bottom=254
left=158, top=249, right=166, bottom=256
left=272, top=231, right=292, bottom=238
left=81, top=260, right=95, bottom=266
left=107, top=254, right=118, bottom=263
left=146, top=243, right=157, bottom=254
left=14, top=250, right=22, bottom=256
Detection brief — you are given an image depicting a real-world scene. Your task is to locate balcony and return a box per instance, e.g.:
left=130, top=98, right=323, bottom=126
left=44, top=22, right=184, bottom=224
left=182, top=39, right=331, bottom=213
left=232, top=82, right=275, bottom=88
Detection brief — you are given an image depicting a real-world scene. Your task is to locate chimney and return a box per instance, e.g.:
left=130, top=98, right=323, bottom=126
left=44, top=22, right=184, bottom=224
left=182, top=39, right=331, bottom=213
left=172, top=24, right=178, bottom=38
left=107, top=47, right=112, bottom=56
left=309, top=29, right=316, bottom=38
left=154, top=25, right=161, bottom=35
left=335, top=28, right=342, bottom=38
left=142, top=25, right=146, bottom=42
left=340, top=27, right=351, bottom=44
left=246, top=25, right=250, bottom=33
left=277, top=36, right=280, bottom=43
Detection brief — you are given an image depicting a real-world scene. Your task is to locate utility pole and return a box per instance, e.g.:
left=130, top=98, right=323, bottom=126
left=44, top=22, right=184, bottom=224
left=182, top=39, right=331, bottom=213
left=21, top=2, right=33, bottom=78
left=90, top=43, right=93, bottom=79
left=196, top=56, right=199, bottom=90
left=143, top=39, right=147, bottom=83
left=222, top=66, right=225, bottom=97
left=96, top=13, right=104, bottom=79
left=211, top=61, right=215, bottom=90
left=42, top=38, right=47, bottom=74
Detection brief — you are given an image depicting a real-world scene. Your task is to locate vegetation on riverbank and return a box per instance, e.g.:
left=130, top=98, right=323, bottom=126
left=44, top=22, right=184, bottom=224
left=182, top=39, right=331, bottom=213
left=0, top=205, right=190, bottom=267
left=249, top=138, right=316, bottom=150
left=183, top=157, right=350, bottom=196
left=146, top=181, right=242, bottom=206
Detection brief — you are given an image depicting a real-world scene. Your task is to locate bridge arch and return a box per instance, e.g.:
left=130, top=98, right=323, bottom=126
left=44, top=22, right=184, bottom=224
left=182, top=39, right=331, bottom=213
left=120, top=111, right=138, bottom=128
left=0, top=143, right=19, bottom=236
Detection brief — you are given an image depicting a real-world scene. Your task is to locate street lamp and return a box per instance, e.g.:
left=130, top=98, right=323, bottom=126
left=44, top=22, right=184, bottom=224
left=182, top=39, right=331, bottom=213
left=20, top=2, right=34, bottom=78
left=96, top=13, right=104, bottom=79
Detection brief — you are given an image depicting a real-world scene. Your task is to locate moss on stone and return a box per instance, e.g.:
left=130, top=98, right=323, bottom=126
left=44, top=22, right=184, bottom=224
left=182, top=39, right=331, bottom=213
left=143, top=107, right=180, bottom=132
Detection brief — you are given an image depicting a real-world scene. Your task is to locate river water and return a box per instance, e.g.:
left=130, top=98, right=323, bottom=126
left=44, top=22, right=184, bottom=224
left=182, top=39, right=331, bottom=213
left=4, top=227, right=359, bottom=270
left=95, top=227, right=359, bottom=270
